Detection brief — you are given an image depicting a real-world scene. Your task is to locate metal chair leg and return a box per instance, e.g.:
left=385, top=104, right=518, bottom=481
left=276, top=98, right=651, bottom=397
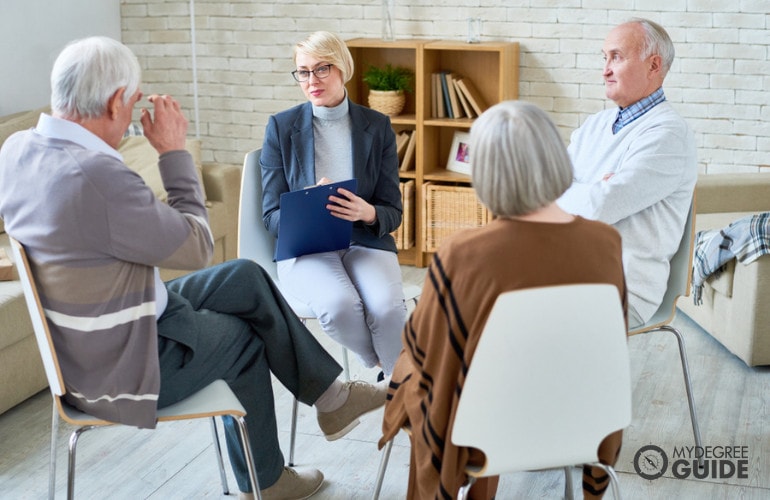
left=563, top=466, right=575, bottom=500
left=236, top=416, right=262, bottom=499
left=210, top=417, right=229, bottom=494
left=288, top=397, right=299, bottom=467
left=457, top=476, right=476, bottom=500
left=342, top=347, right=351, bottom=381
left=590, top=462, right=622, bottom=500
left=372, top=438, right=394, bottom=500
left=67, top=425, right=97, bottom=500
left=49, top=402, right=59, bottom=500
left=287, top=317, right=309, bottom=467
left=662, top=324, right=704, bottom=469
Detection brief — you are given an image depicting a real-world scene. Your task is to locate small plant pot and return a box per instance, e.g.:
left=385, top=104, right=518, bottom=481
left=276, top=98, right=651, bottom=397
left=368, top=89, right=406, bottom=116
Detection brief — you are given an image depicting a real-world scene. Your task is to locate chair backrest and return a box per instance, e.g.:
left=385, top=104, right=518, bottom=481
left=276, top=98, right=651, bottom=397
left=237, top=148, right=280, bottom=282
left=451, top=283, right=632, bottom=477
left=630, top=195, right=696, bottom=333
left=8, top=237, right=66, bottom=396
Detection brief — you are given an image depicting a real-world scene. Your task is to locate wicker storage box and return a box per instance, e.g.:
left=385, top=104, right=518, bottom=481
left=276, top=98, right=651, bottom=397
left=391, top=180, right=415, bottom=250
left=422, top=183, right=491, bottom=253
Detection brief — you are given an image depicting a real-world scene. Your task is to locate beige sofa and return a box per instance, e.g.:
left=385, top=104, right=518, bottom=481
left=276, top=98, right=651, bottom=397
left=677, top=173, right=770, bottom=367
left=0, top=107, right=241, bottom=415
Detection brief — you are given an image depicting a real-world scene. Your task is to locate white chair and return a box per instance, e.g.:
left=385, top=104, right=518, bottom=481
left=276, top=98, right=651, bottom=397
left=628, top=197, right=703, bottom=461
left=238, top=148, right=420, bottom=466
left=9, top=237, right=261, bottom=500
left=374, top=284, right=631, bottom=500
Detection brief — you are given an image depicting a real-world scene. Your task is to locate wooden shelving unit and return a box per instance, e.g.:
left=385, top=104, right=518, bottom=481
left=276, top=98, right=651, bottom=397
left=346, top=38, right=519, bottom=267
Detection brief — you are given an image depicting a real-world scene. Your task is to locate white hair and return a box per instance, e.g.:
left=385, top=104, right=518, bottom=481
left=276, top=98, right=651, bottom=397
left=628, top=18, right=675, bottom=76
left=50, top=36, right=141, bottom=120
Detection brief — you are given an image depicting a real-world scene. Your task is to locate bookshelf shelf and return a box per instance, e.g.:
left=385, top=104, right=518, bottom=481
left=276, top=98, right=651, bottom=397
left=346, top=38, right=519, bottom=267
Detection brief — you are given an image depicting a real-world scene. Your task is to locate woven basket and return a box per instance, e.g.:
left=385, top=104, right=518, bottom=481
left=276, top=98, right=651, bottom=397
left=422, top=183, right=491, bottom=252
left=368, top=90, right=406, bottom=116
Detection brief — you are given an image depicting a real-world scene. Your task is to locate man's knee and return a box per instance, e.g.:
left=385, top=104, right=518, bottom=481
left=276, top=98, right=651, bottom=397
left=219, top=258, right=270, bottom=281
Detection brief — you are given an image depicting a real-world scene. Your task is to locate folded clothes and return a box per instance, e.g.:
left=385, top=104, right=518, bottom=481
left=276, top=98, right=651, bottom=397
left=692, top=212, right=770, bottom=305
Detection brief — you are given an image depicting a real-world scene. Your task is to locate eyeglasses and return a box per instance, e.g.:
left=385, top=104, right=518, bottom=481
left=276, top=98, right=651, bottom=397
left=292, top=64, right=333, bottom=82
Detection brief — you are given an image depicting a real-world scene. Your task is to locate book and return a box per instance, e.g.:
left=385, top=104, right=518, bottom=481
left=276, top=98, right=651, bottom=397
left=439, top=72, right=453, bottom=118
left=390, top=182, right=404, bottom=249
left=430, top=73, right=438, bottom=118
left=401, top=180, right=415, bottom=249
left=445, top=73, right=465, bottom=119
left=433, top=73, right=446, bottom=118
left=389, top=179, right=415, bottom=250
left=399, top=130, right=417, bottom=172
left=453, top=77, right=475, bottom=118
left=456, top=77, right=489, bottom=116
left=396, top=131, right=410, bottom=161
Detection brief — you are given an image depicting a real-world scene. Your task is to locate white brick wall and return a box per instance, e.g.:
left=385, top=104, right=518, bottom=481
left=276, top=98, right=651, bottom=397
left=121, top=0, right=770, bottom=172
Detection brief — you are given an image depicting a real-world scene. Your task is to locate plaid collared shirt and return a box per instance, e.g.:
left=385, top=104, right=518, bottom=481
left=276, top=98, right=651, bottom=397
left=612, top=87, right=666, bottom=134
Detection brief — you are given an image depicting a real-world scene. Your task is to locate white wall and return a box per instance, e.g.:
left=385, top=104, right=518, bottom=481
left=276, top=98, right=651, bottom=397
left=118, top=1, right=770, bottom=174
left=0, top=0, right=121, bottom=115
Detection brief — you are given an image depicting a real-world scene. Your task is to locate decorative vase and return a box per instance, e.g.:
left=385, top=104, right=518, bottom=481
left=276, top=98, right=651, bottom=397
left=368, top=89, right=405, bottom=116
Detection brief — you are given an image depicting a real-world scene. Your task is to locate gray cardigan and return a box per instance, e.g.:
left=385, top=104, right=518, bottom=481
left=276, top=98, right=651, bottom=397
left=0, top=115, right=212, bottom=428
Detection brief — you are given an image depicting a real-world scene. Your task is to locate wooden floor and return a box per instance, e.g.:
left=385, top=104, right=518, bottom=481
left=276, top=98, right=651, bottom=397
left=1, top=265, right=769, bottom=499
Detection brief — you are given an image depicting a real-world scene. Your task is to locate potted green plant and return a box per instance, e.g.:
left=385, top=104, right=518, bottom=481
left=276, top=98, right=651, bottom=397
left=361, top=64, right=414, bottom=116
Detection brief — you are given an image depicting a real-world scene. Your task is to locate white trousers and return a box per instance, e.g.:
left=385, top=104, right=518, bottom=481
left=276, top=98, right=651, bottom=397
left=277, top=245, right=407, bottom=375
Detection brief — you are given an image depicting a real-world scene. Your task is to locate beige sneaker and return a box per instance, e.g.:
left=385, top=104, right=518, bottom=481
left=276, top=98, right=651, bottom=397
left=239, top=466, right=324, bottom=500
left=316, top=380, right=387, bottom=441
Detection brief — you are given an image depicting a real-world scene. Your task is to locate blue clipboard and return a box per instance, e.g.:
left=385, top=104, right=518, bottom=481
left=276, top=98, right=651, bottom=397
left=275, top=178, right=358, bottom=260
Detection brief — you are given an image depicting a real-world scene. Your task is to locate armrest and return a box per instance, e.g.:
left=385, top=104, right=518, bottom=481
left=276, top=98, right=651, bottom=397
left=695, top=173, right=770, bottom=214
left=202, top=162, right=241, bottom=262
left=202, top=162, right=241, bottom=204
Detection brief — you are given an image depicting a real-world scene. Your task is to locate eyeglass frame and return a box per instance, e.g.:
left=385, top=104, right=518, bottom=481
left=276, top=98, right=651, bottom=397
left=291, top=64, right=334, bottom=83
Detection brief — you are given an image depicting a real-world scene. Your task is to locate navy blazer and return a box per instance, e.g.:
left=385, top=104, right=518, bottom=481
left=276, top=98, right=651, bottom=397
left=260, top=99, right=402, bottom=253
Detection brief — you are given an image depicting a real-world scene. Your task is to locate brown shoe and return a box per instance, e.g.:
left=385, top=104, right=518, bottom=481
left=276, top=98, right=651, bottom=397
left=316, top=380, right=387, bottom=441
left=239, top=466, right=323, bottom=500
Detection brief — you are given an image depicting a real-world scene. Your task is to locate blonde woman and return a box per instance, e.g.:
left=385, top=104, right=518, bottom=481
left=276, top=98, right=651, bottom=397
left=261, top=31, right=407, bottom=380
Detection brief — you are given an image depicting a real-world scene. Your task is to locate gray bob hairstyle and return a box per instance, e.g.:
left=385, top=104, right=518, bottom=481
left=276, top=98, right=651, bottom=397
left=50, top=36, right=141, bottom=120
left=293, top=31, right=354, bottom=84
left=470, top=101, right=573, bottom=217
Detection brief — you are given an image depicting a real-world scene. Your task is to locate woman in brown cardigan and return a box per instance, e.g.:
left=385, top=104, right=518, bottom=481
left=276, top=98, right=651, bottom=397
left=380, top=101, right=628, bottom=499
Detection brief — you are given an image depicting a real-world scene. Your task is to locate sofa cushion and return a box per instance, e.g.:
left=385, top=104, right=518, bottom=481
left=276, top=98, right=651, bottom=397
left=0, top=281, right=29, bottom=351
left=0, top=234, right=29, bottom=350
left=118, top=136, right=205, bottom=202
left=0, top=106, right=49, bottom=146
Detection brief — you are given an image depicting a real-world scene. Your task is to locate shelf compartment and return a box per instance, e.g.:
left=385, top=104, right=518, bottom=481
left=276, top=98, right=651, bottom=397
left=422, top=183, right=492, bottom=253
left=345, top=39, right=424, bottom=120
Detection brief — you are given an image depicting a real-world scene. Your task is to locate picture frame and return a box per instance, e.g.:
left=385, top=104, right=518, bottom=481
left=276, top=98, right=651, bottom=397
left=446, top=130, right=471, bottom=176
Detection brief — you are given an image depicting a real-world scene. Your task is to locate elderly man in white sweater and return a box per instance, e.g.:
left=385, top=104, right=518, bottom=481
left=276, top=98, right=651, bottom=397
left=557, top=18, right=697, bottom=328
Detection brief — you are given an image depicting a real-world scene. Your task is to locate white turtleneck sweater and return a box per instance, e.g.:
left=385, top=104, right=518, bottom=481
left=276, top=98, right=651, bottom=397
left=312, top=98, right=353, bottom=184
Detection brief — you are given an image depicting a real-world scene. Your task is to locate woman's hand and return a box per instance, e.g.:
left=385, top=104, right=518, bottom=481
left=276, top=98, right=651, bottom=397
left=327, top=187, right=376, bottom=224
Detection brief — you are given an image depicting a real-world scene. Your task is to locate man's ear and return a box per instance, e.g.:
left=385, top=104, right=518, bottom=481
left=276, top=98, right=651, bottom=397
left=107, top=87, right=127, bottom=119
left=648, top=54, right=662, bottom=77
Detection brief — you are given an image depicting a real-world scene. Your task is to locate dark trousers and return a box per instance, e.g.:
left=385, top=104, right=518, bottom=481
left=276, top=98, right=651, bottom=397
left=156, top=259, right=342, bottom=491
